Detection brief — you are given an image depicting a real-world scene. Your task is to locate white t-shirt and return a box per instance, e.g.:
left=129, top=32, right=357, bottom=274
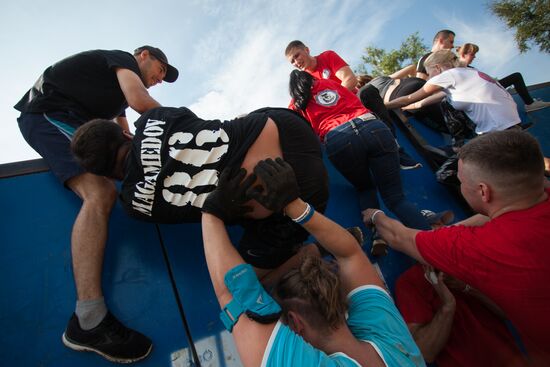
left=427, top=68, right=520, bottom=134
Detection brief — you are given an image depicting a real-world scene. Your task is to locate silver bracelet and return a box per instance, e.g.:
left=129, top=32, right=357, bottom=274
left=289, top=203, right=311, bottom=223
left=371, top=210, right=384, bottom=225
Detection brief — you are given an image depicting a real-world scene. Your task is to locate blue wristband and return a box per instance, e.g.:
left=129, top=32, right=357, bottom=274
left=296, top=205, right=315, bottom=225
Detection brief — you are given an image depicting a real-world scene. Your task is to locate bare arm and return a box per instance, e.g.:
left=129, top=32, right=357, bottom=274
left=443, top=275, right=507, bottom=319
left=285, top=199, right=384, bottom=294
left=116, top=68, right=161, bottom=114
left=454, top=213, right=490, bottom=227
left=335, top=66, right=358, bottom=91
left=389, top=64, right=416, bottom=79
left=202, top=213, right=275, bottom=367
left=408, top=272, right=456, bottom=363
left=115, top=116, right=129, bottom=132
left=385, top=83, right=442, bottom=110
left=402, top=91, right=446, bottom=110
left=363, top=209, right=426, bottom=264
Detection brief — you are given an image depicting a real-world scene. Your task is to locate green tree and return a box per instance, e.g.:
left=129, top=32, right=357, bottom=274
left=357, top=32, right=428, bottom=77
left=489, top=0, right=550, bottom=53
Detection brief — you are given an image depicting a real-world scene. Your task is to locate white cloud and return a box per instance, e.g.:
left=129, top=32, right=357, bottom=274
left=438, top=12, right=519, bottom=76
left=187, top=0, right=410, bottom=120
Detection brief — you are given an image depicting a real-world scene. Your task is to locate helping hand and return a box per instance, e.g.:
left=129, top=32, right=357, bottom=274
left=247, top=158, right=300, bottom=213
left=202, top=168, right=257, bottom=223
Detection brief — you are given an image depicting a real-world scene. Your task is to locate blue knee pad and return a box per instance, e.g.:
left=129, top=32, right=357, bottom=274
left=220, top=264, right=281, bottom=332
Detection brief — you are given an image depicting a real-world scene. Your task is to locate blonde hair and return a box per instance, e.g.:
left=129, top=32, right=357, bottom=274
left=457, top=43, right=479, bottom=57
left=424, top=49, right=459, bottom=70
left=274, top=255, right=347, bottom=332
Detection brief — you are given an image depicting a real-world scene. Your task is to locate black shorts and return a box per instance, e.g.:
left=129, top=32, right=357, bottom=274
left=238, top=214, right=310, bottom=269
left=17, top=111, right=87, bottom=185
left=238, top=108, right=329, bottom=269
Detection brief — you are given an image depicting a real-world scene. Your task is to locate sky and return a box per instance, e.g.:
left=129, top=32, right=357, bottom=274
left=1, top=0, right=549, bottom=164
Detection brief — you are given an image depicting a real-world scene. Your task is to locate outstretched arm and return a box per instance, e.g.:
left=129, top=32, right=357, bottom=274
left=408, top=271, right=456, bottom=363
left=390, top=64, right=416, bottom=79
left=363, top=209, right=426, bottom=263
left=335, top=66, right=359, bottom=91
left=385, top=83, right=442, bottom=110
left=402, top=91, right=446, bottom=110
left=285, top=199, right=384, bottom=294
left=249, top=158, right=384, bottom=294
left=201, top=168, right=277, bottom=367
left=202, top=213, right=275, bottom=367
left=116, top=68, right=161, bottom=113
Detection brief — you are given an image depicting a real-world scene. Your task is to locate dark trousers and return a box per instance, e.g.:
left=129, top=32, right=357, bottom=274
left=358, top=84, right=396, bottom=136
left=498, top=72, right=533, bottom=105
left=325, top=118, right=430, bottom=230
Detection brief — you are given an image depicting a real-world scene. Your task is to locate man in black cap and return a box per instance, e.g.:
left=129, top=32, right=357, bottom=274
left=14, top=45, right=179, bottom=363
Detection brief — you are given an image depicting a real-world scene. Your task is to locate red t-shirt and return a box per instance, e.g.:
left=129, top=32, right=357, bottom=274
left=289, top=79, right=369, bottom=140
left=395, top=265, right=528, bottom=367
left=308, top=50, right=348, bottom=84
left=415, top=188, right=550, bottom=366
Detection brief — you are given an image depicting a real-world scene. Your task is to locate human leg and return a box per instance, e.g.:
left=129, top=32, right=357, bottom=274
left=498, top=72, right=534, bottom=105
left=324, top=120, right=380, bottom=211
left=359, top=84, right=396, bottom=135
left=358, top=86, right=420, bottom=169
left=359, top=121, right=431, bottom=230
left=17, top=112, right=152, bottom=362
left=63, top=173, right=152, bottom=362
left=67, top=173, right=116, bottom=308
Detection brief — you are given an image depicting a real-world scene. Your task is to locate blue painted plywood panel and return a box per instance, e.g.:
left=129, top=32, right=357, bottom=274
left=0, top=172, right=189, bottom=366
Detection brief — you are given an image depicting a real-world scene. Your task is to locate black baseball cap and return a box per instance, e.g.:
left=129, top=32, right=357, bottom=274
left=134, top=45, right=179, bottom=83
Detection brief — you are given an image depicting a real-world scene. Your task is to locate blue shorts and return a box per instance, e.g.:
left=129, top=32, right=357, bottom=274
left=17, top=111, right=88, bottom=185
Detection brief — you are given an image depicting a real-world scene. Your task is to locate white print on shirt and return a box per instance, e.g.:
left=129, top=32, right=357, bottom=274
left=132, top=118, right=230, bottom=216
left=161, top=169, right=218, bottom=207
left=322, top=68, right=331, bottom=79
left=132, top=119, right=165, bottom=216
left=315, top=89, right=340, bottom=107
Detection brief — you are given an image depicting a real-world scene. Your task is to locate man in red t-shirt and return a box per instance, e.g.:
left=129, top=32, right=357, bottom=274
left=364, top=130, right=550, bottom=366
left=284, top=40, right=421, bottom=170
left=285, top=40, right=357, bottom=91
left=396, top=264, right=528, bottom=366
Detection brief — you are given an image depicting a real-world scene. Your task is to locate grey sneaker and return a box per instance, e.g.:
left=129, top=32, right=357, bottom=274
left=62, top=312, right=152, bottom=364
left=314, top=227, right=364, bottom=257
left=525, top=99, right=550, bottom=112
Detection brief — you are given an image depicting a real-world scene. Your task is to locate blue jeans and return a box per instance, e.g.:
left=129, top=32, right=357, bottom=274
left=325, top=118, right=430, bottom=230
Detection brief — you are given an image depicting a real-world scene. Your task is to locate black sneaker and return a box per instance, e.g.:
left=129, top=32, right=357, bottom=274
left=62, top=312, right=152, bottom=364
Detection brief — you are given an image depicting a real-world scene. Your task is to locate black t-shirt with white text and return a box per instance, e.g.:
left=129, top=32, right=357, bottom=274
left=14, top=49, right=140, bottom=120
left=120, top=107, right=267, bottom=223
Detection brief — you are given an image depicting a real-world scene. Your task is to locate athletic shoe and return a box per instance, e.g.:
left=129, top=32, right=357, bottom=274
left=314, top=227, right=364, bottom=257
left=399, top=149, right=422, bottom=170
left=62, top=312, right=152, bottom=364
left=347, top=226, right=364, bottom=246
left=371, top=229, right=388, bottom=257
left=525, top=99, right=550, bottom=112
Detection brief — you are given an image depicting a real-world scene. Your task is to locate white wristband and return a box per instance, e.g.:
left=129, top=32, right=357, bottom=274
left=371, top=210, right=384, bottom=225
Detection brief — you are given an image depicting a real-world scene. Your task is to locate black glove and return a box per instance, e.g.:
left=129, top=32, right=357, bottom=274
left=247, top=158, right=300, bottom=212
left=202, top=167, right=257, bottom=223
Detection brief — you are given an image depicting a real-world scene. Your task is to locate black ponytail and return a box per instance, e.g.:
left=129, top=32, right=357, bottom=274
left=289, top=70, right=313, bottom=111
